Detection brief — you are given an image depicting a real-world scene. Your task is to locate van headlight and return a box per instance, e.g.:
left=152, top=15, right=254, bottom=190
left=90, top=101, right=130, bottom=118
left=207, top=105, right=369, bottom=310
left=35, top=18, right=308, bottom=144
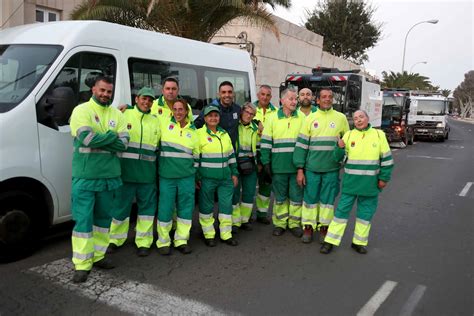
left=436, top=122, right=445, bottom=128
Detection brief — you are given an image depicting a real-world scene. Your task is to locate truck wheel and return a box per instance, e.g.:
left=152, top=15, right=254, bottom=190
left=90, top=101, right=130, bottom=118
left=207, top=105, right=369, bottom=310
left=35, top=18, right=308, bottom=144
left=0, top=191, right=39, bottom=262
left=407, top=132, right=414, bottom=145
left=445, top=131, right=449, bottom=140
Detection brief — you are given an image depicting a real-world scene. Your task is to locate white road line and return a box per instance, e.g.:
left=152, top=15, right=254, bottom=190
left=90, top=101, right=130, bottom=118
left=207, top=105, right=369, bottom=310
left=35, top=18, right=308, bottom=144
left=407, top=155, right=452, bottom=160
left=357, top=280, right=398, bottom=316
left=459, top=182, right=473, bottom=197
left=399, top=285, right=427, bottom=316
left=29, top=258, right=228, bottom=316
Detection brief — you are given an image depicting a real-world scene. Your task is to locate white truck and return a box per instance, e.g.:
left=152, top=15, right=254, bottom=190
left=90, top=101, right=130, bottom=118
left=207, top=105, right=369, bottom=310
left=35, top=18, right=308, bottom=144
left=409, top=91, right=450, bottom=141
left=0, top=21, right=256, bottom=260
left=281, top=67, right=383, bottom=127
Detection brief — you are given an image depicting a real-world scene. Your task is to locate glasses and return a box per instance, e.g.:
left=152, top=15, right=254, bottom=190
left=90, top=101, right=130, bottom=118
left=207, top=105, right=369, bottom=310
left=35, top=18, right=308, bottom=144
left=243, top=109, right=256, bottom=117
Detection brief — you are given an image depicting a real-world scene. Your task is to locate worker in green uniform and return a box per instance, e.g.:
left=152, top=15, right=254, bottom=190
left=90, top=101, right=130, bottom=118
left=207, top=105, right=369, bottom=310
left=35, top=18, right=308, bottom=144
left=297, top=88, right=318, bottom=116
left=198, top=106, right=239, bottom=247
left=156, top=98, right=199, bottom=255
left=320, top=110, right=394, bottom=254
left=69, top=76, right=129, bottom=283
left=107, top=87, right=160, bottom=257
left=293, top=88, right=349, bottom=244
left=260, top=88, right=304, bottom=237
left=151, top=77, right=193, bottom=123
left=232, top=102, right=259, bottom=232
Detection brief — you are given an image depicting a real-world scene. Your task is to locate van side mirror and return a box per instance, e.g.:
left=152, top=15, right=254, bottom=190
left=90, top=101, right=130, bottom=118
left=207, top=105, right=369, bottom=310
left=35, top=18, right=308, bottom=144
left=38, top=87, right=75, bottom=129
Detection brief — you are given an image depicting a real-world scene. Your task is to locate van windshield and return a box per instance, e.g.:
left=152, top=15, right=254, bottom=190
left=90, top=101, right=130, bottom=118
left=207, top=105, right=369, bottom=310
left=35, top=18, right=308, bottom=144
left=416, top=100, right=446, bottom=115
left=0, top=44, right=62, bottom=113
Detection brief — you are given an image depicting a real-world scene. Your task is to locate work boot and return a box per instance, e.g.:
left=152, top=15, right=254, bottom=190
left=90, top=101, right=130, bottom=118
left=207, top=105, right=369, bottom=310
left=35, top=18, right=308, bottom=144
left=272, top=227, right=285, bottom=236
left=232, top=226, right=239, bottom=234
left=94, top=257, right=115, bottom=269
left=221, top=237, right=238, bottom=246
left=204, top=238, right=217, bottom=247
left=290, top=227, right=303, bottom=238
left=318, top=226, right=328, bottom=244
left=240, top=222, right=253, bottom=231
left=176, top=244, right=192, bottom=254
left=302, top=225, right=313, bottom=243
left=256, top=217, right=271, bottom=225
left=106, top=243, right=119, bottom=254
left=136, top=247, right=151, bottom=257
left=351, top=243, right=368, bottom=254
left=158, top=246, right=171, bottom=256
left=72, top=270, right=90, bottom=283
left=320, top=242, right=333, bottom=254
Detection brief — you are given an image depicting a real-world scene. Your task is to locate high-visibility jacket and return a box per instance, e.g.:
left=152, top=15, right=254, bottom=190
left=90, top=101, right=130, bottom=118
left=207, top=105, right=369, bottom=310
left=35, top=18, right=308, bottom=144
left=260, top=108, right=304, bottom=174
left=293, top=107, right=349, bottom=173
left=120, top=106, right=161, bottom=183
left=197, top=126, right=238, bottom=180
left=159, top=117, right=199, bottom=179
left=335, top=125, right=394, bottom=196
left=151, top=95, right=193, bottom=123
left=70, top=96, right=129, bottom=179
left=237, top=120, right=258, bottom=164
left=254, top=101, right=277, bottom=126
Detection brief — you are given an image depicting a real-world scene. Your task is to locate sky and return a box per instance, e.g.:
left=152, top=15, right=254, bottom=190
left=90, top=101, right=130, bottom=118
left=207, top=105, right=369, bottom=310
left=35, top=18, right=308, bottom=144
left=271, top=0, right=473, bottom=91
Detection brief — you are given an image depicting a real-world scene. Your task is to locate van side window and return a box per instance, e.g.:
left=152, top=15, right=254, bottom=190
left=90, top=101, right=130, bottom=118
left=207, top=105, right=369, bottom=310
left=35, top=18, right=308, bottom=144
left=204, top=70, right=251, bottom=106
left=128, top=58, right=199, bottom=110
left=37, top=52, right=116, bottom=129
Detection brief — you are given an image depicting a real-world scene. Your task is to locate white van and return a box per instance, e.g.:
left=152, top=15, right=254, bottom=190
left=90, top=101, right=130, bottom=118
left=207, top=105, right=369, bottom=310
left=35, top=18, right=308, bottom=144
left=0, top=21, right=256, bottom=259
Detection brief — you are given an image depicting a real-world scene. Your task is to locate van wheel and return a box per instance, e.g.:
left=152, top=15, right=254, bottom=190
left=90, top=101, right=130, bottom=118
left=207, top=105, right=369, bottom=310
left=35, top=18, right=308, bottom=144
left=0, top=191, right=38, bottom=262
left=407, top=132, right=414, bottom=145
left=445, top=132, right=449, bottom=140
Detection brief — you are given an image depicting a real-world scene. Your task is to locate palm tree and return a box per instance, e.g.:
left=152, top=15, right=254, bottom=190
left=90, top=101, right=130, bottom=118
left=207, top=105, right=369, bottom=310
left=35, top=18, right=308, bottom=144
left=70, top=0, right=292, bottom=42
left=381, top=71, right=436, bottom=90
left=441, top=89, right=451, bottom=98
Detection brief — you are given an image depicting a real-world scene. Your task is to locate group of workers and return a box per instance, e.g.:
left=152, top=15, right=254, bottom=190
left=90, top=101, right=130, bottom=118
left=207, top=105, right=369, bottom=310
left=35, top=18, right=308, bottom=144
left=68, top=76, right=394, bottom=283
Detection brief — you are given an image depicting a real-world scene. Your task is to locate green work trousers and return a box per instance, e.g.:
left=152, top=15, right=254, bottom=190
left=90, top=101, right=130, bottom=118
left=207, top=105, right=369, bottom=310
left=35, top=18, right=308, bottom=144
left=325, top=193, right=378, bottom=246
left=199, top=178, right=234, bottom=241
left=156, top=175, right=195, bottom=248
left=109, top=182, right=156, bottom=249
left=272, top=173, right=303, bottom=229
left=232, top=170, right=258, bottom=226
left=255, top=170, right=271, bottom=218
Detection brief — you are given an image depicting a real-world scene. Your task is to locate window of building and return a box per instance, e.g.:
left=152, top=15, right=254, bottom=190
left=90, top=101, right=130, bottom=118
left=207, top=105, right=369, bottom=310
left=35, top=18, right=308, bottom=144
left=36, top=8, right=60, bottom=23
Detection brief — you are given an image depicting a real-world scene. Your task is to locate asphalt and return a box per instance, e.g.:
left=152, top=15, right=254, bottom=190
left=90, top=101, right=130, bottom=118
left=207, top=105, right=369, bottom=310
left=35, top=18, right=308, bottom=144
left=0, top=117, right=472, bottom=316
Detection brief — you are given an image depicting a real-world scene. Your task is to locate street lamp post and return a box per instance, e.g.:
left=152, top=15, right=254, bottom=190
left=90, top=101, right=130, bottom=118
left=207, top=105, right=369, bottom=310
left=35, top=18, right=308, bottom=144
left=401, top=19, right=438, bottom=73
left=410, top=61, right=428, bottom=73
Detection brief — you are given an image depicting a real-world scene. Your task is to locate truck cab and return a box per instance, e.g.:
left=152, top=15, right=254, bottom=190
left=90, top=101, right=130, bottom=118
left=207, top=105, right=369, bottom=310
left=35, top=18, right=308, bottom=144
left=280, top=67, right=382, bottom=127
left=382, top=89, right=415, bottom=146
left=409, top=91, right=450, bottom=142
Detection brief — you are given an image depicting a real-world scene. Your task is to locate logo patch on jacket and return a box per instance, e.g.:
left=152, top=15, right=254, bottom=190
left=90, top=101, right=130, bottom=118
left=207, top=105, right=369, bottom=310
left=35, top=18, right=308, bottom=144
left=94, top=114, right=100, bottom=123
left=313, top=121, right=319, bottom=128
left=186, top=132, right=192, bottom=138
left=168, top=124, right=174, bottom=130
left=329, top=122, right=336, bottom=128
left=351, top=141, right=355, bottom=147
left=158, top=109, right=163, bottom=115
left=127, top=123, right=132, bottom=130
left=108, top=120, right=116, bottom=128
left=372, top=143, right=377, bottom=148
left=207, top=137, right=213, bottom=142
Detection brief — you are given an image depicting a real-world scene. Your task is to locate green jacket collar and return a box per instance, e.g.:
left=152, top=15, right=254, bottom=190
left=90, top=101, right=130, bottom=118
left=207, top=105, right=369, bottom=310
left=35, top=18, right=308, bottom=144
left=134, top=105, right=151, bottom=114
left=317, top=106, right=333, bottom=113
left=91, top=96, right=111, bottom=107
left=297, top=104, right=318, bottom=113
left=277, top=107, right=298, bottom=119
left=170, top=116, right=195, bottom=129
left=206, top=125, right=226, bottom=136
left=355, top=123, right=372, bottom=132
left=241, top=120, right=258, bottom=132
left=254, top=100, right=276, bottom=111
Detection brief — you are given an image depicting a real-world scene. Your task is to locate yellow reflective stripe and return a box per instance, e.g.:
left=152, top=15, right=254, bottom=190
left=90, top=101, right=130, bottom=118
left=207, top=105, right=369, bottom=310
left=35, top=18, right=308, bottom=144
left=94, top=245, right=108, bottom=253
left=78, top=147, right=110, bottom=154
left=326, top=231, right=342, bottom=241
left=272, top=148, right=294, bottom=153
left=238, top=153, right=254, bottom=157
left=72, top=231, right=92, bottom=238
left=303, top=202, right=318, bottom=209
left=202, top=225, right=214, bottom=233
left=296, top=142, right=309, bottom=150
left=158, top=220, right=172, bottom=227
left=93, top=226, right=109, bottom=233
left=110, top=233, right=128, bottom=239
left=128, top=142, right=157, bottom=151
left=82, top=132, right=95, bottom=146
left=344, top=168, right=380, bottom=176
left=297, top=133, right=309, bottom=141
left=257, top=194, right=269, bottom=201
left=319, top=203, right=334, bottom=210
left=228, top=158, right=236, bottom=164
left=332, top=217, right=348, bottom=224
left=112, top=217, right=129, bottom=225
left=158, top=236, right=170, bottom=244
left=174, top=233, right=188, bottom=241
left=381, top=151, right=391, bottom=158
left=356, top=218, right=370, bottom=226
left=241, top=202, right=253, bottom=209
left=381, top=159, right=394, bottom=166
left=218, top=214, right=232, bottom=220
left=118, top=132, right=129, bottom=138
left=314, top=136, right=338, bottom=141
left=136, top=231, right=153, bottom=237
left=273, top=138, right=296, bottom=144
left=289, top=200, right=302, bottom=206
left=76, top=126, right=93, bottom=135
left=201, top=153, right=223, bottom=158
left=261, top=135, right=272, bottom=141
left=240, top=145, right=252, bottom=151
left=177, top=217, right=192, bottom=225
left=161, top=141, right=192, bottom=154
left=260, top=143, right=272, bottom=149
left=73, top=251, right=94, bottom=260
left=308, top=145, right=333, bottom=151
left=289, top=215, right=301, bottom=221
left=201, top=162, right=228, bottom=168
left=220, top=226, right=232, bottom=233
left=353, top=233, right=368, bottom=242
left=120, top=152, right=156, bottom=161
left=138, top=215, right=155, bottom=221
left=160, top=152, right=192, bottom=159
left=275, top=212, right=289, bottom=220
left=346, top=159, right=379, bottom=165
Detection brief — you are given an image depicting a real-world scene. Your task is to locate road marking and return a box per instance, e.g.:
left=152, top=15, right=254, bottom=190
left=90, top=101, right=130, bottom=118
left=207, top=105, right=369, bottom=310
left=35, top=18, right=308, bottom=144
left=399, top=285, right=427, bottom=316
left=407, top=155, right=452, bottom=160
left=357, top=280, right=398, bottom=316
left=29, top=258, right=227, bottom=316
left=392, top=149, right=399, bottom=152
left=459, top=182, right=473, bottom=197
